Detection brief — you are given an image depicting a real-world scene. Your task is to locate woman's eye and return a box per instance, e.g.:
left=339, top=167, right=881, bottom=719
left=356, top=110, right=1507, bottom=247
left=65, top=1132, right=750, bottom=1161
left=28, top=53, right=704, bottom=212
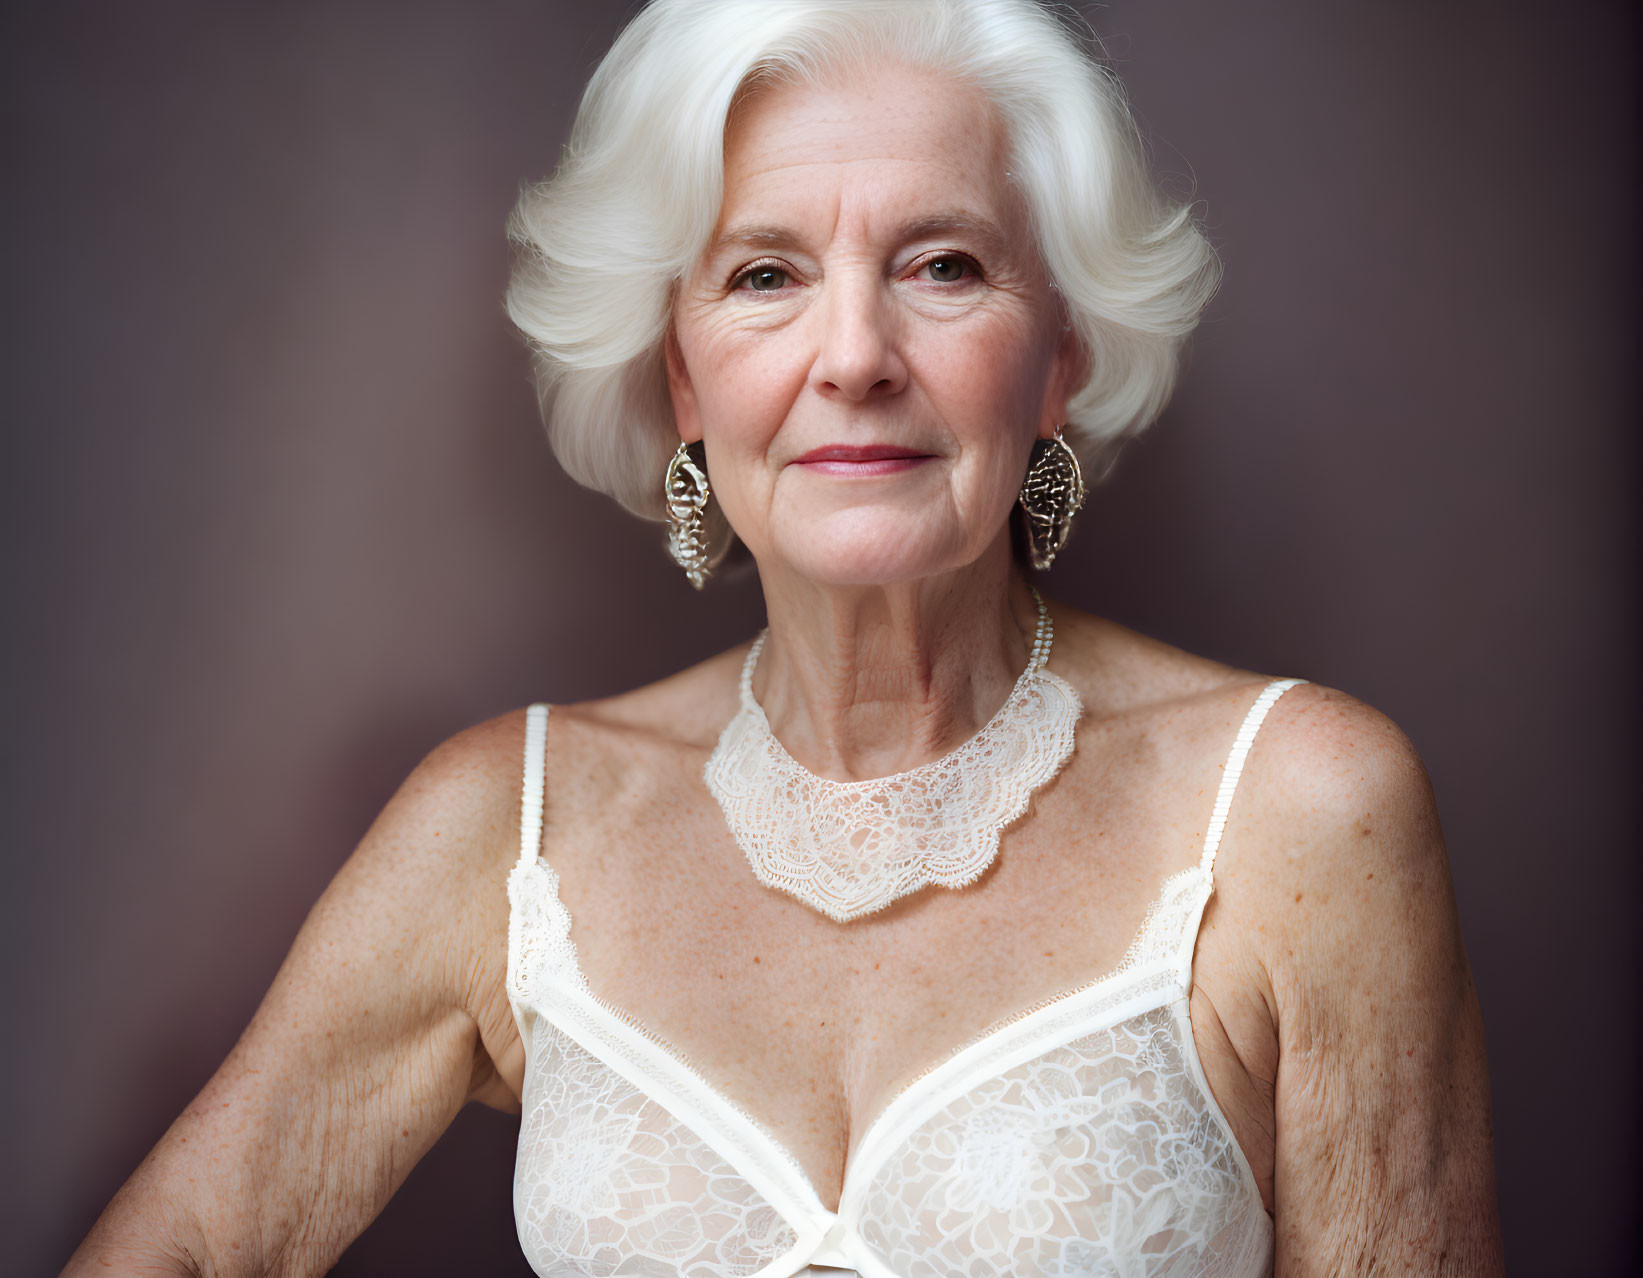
left=919, top=255, right=976, bottom=283
left=735, top=265, right=790, bottom=292
left=729, top=256, right=976, bottom=293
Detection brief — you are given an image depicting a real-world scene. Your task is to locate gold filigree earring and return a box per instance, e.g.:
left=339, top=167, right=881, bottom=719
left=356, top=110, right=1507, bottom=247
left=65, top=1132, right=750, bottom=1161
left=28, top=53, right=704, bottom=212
left=1018, top=427, right=1086, bottom=570
left=664, top=440, right=717, bottom=588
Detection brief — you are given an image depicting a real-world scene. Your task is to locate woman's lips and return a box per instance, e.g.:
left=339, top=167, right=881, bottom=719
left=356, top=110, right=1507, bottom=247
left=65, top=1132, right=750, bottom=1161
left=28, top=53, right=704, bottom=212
left=789, top=444, right=935, bottom=476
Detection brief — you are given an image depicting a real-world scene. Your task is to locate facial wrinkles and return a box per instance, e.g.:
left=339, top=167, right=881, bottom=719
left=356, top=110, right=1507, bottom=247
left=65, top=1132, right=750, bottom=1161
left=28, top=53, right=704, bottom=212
left=693, top=163, right=1040, bottom=411
left=671, top=67, right=1064, bottom=569
left=705, top=68, right=1029, bottom=293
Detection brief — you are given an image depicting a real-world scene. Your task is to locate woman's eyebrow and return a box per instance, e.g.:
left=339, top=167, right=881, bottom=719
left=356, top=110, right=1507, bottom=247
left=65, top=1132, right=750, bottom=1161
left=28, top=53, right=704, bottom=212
left=709, top=223, right=799, bottom=256
left=894, top=212, right=1011, bottom=255
left=708, top=210, right=1011, bottom=259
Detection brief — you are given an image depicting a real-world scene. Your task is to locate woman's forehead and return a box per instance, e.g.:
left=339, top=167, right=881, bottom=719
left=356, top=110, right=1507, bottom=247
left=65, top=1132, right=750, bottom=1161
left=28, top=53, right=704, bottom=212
left=718, top=66, right=1016, bottom=238
left=727, top=64, right=1001, bottom=151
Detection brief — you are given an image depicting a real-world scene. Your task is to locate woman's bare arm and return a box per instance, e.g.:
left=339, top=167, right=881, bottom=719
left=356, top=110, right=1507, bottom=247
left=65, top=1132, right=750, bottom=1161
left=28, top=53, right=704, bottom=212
left=63, top=713, right=527, bottom=1277
left=1250, top=689, right=1504, bottom=1275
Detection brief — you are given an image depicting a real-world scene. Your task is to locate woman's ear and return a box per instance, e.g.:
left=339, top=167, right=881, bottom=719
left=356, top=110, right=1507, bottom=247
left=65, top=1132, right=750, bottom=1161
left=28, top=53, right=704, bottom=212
left=663, top=324, right=705, bottom=445
left=1038, top=285, right=1090, bottom=436
left=1039, top=306, right=1090, bottom=440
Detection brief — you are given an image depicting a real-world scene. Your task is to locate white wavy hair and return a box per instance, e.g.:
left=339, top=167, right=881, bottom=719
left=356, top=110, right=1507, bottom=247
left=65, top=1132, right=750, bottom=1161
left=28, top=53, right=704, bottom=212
left=505, top=0, right=1220, bottom=521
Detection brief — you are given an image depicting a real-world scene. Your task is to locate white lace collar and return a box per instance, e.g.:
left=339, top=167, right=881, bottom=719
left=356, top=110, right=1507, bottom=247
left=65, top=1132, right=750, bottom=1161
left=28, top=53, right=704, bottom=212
left=702, top=595, right=1084, bottom=922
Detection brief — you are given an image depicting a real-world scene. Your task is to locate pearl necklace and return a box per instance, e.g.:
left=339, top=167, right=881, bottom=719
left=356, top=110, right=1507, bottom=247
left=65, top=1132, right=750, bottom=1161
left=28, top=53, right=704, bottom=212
left=703, top=588, right=1084, bottom=923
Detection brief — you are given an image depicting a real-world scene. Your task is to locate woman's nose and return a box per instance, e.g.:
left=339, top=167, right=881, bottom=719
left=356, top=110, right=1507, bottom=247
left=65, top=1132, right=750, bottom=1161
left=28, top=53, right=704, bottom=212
left=808, top=274, right=908, bottom=403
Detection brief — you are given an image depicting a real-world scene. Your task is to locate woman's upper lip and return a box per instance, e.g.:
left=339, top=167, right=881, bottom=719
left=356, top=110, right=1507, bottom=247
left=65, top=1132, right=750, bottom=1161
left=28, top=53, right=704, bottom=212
left=791, top=444, right=934, bottom=464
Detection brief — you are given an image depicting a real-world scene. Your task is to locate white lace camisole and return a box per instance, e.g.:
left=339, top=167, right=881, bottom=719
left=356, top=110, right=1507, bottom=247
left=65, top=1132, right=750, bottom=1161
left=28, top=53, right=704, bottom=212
left=506, top=677, right=1306, bottom=1277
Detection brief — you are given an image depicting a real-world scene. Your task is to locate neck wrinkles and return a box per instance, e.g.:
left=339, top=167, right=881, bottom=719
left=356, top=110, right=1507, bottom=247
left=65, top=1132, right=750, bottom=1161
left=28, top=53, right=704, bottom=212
left=751, top=553, right=1042, bottom=782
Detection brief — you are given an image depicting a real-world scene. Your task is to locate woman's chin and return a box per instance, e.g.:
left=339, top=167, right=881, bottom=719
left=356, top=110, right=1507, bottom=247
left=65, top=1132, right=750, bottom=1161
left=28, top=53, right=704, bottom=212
left=760, top=510, right=988, bottom=588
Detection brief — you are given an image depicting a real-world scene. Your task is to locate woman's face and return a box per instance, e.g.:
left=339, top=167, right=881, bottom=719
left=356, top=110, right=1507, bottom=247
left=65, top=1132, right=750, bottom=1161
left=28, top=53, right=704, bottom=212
left=666, top=63, right=1084, bottom=588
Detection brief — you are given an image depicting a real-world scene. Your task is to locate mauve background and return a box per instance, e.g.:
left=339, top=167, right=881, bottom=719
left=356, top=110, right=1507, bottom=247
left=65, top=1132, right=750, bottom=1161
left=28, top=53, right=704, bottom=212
left=3, top=0, right=1635, bottom=1273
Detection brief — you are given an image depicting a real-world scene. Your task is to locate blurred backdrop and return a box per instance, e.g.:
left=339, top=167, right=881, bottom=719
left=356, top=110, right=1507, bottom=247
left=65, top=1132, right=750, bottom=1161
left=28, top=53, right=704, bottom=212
left=3, top=1, right=1636, bottom=1273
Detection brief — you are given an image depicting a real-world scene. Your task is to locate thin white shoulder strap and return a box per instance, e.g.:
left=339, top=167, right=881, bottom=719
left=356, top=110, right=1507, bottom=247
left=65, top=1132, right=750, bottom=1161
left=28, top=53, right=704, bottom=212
left=1200, top=678, right=1309, bottom=879
left=518, top=703, right=549, bottom=870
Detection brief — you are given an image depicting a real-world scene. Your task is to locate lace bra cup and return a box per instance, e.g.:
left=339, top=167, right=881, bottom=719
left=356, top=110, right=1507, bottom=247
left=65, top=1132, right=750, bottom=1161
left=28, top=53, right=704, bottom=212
left=507, top=678, right=1307, bottom=1278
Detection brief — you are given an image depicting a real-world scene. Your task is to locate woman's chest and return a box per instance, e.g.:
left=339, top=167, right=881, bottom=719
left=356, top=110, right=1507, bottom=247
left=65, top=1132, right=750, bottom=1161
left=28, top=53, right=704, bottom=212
left=508, top=892, right=1275, bottom=1276
left=499, top=691, right=1295, bottom=1272
left=531, top=804, right=1275, bottom=1213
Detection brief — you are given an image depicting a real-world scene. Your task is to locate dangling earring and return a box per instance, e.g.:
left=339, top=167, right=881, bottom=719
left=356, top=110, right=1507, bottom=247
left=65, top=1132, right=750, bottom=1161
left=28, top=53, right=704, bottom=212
left=664, top=440, right=715, bottom=589
left=1018, top=427, right=1086, bottom=570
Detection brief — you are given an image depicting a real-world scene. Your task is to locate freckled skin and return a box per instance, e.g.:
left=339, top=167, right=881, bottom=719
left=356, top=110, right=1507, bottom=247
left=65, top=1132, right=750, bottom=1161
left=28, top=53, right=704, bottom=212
left=64, top=61, right=1501, bottom=1278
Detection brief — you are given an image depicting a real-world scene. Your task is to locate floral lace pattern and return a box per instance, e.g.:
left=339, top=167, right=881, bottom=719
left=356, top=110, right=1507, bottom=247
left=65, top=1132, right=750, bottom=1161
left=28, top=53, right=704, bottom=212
left=508, top=857, right=588, bottom=1018
left=704, top=620, right=1084, bottom=923
left=515, top=1018, right=799, bottom=1276
left=855, top=1003, right=1272, bottom=1277
left=508, top=851, right=1275, bottom=1278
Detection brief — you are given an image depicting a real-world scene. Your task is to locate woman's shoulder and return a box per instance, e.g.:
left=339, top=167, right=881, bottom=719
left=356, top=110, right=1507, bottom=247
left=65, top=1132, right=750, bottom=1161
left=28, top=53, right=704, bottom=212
left=366, top=708, right=543, bottom=886
left=366, top=679, right=738, bottom=910
left=1062, top=604, right=1454, bottom=979
left=1052, top=600, right=1432, bottom=839
left=1220, top=669, right=1448, bottom=940
left=1073, top=607, right=1452, bottom=946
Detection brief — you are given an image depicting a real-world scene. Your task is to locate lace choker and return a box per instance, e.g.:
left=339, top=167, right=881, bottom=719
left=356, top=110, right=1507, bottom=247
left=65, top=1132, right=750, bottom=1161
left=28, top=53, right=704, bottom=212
left=703, top=589, right=1085, bottom=923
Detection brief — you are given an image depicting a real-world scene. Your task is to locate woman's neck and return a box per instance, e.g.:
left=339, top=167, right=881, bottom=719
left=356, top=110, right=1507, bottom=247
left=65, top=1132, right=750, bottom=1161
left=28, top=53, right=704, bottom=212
left=752, top=541, right=1041, bottom=781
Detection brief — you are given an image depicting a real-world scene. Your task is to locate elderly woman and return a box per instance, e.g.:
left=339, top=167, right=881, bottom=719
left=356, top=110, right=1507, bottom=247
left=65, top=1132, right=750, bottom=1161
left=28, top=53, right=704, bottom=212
left=66, top=1, right=1502, bottom=1275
